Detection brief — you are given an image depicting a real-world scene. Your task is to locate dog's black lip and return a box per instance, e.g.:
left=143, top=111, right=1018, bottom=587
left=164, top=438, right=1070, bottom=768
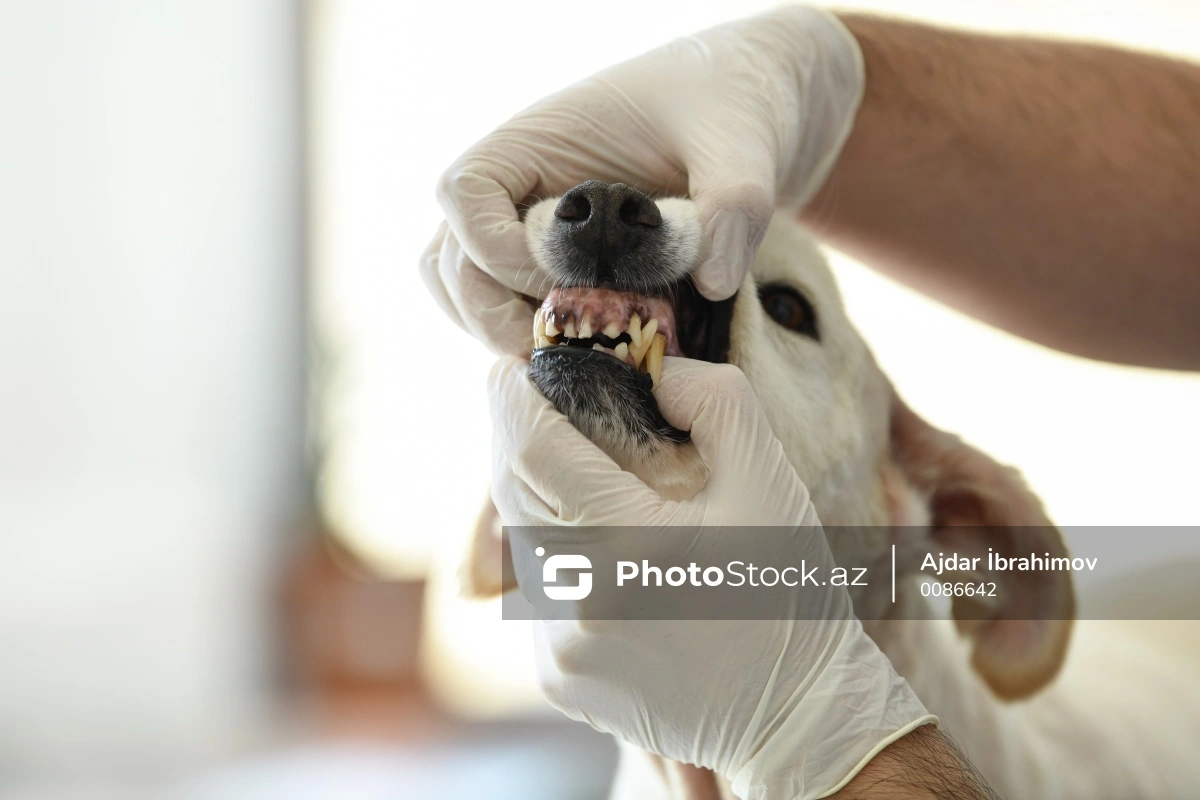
left=562, top=331, right=633, bottom=349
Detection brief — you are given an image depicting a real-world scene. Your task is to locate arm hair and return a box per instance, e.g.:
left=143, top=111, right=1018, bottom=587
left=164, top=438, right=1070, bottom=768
left=833, top=725, right=1002, bottom=800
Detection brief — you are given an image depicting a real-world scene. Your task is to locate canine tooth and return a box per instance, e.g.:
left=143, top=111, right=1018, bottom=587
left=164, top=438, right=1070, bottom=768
left=629, top=318, right=658, bottom=366
left=604, top=321, right=620, bottom=339
left=533, top=315, right=546, bottom=344
left=629, top=337, right=651, bottom=367
left=628, top=335, right=648, bottom=364
left=564, top=318, right=577, bottom=339
left=545, top=317, right=560, bottom=337
left=647, top=333, right=665, bottom=389
left=614, top=342, right=628, bottom=362
left=537, top=335, right=552, bottom=349
left=579, top=312, right=593, bottom=340
left=628, top=314, right=642, bottom=348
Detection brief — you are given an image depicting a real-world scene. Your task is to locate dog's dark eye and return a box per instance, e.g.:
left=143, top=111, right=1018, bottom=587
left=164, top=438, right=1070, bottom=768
left=758, top=285, right=818, bottom=339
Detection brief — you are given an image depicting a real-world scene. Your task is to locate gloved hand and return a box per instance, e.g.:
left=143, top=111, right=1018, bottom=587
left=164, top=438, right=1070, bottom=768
left=489, top=356, right=936, bottom=799
left=423, top=6, right=864, bottom=355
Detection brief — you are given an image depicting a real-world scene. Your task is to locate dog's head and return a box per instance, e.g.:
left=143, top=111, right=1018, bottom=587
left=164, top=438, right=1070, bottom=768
left=486, top=180, right=1074, bottom=699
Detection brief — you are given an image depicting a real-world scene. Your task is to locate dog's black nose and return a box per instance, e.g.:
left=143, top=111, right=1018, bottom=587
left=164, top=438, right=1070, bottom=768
left=554, top=181, right=661, bottom=281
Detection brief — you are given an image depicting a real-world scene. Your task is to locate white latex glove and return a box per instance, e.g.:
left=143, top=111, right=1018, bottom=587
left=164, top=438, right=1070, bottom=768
left=489, top=356, right=936, bottom=799
left=422, top=6, right=864, bottom=355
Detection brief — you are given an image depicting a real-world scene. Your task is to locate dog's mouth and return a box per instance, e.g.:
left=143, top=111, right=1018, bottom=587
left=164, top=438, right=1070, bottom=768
left=528, top=279, right=736, bottom=450
left=534, top=287, right=678, bottom=388
left=532, top=280, right=736, bottom=383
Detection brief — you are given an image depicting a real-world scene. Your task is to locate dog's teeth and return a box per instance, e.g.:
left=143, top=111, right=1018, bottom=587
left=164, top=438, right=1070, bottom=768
left=592, top=343, right=605, bottom=351
left=604, top=321, right=620, bottom=339
left=564, top=318, right=577, bottom=339
left=628, top=314, right=642, bottom=348
left=533, top=315, right=552, bottom=350
left=642, top=317, right=659, bottom=343
left=647, top=333, right=665, bottom=390
left=545, top=317, right=560, bottom=337
left=629, top=336, right=651, bottom=368
left=614, top=342, right=628, bottom=362
left=579, top=312, right=593, bottom=340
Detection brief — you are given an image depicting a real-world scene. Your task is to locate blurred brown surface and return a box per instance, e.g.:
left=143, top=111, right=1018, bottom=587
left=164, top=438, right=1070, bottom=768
left=283, top=530, right=443, bottom=735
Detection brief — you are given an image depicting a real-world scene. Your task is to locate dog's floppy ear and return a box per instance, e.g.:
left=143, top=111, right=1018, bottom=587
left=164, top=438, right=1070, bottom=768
left=889, top=392, right=1075, bottom=700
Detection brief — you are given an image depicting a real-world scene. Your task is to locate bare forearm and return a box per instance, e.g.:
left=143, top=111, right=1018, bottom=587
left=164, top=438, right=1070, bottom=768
left=833, top=725, right=1000, bottom=800
left=802, top=14, right=1200, bottom=370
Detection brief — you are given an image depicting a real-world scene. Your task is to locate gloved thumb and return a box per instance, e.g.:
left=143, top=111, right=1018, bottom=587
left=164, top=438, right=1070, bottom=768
left=654, top=359, right=782, bottom=490
left=655, top=358, right=815, bottom=522
left=690, top=176, right=774, bottom=301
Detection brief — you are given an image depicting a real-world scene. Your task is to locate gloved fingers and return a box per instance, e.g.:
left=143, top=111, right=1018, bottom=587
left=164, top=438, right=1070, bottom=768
left=489, top=447, right=560, bottom=527
left=488, top=357, right=668, bottom=523
left=436, top=155, right=551, bottom=296
left=689, top=162, right=776, bottom=301
left=419, top=222, right=536, bottom=356
left=418, top=223, right=467, bottom=331
left=532, top=621, right=606, bottom=726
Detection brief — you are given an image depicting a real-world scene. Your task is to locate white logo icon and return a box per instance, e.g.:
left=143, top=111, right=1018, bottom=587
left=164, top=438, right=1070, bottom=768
left=536, top=546, right=593, bottom=600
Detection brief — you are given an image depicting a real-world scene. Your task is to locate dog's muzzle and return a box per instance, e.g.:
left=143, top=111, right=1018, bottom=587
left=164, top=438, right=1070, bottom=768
left=527, top=180, right=735, bottom=450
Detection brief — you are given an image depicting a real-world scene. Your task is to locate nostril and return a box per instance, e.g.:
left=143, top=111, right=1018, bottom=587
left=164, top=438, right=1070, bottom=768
left=618, top=196, right=662, bottom=228
left=554, top=192, right=591, bottom=222
left=555, top=180, right=608, bottom=223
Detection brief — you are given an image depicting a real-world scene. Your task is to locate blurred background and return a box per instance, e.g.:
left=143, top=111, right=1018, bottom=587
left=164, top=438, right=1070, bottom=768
left=2, top=0, right=1199, bottom=797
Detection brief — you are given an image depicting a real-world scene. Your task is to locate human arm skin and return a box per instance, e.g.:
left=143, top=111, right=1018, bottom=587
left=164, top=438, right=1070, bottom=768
left=802, top=14, right=1200, bottom=371
left=832, top=726, right=1000, bottom=800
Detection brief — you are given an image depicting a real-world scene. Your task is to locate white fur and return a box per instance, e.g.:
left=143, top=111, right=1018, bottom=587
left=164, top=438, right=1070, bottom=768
left=653, top=197, right=703, bottom=279
left=522, top=197, right=559, bottom=273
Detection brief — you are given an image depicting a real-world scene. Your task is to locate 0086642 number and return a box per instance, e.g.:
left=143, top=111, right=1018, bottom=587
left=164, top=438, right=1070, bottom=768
left=921, top=581, right=997, bottom=598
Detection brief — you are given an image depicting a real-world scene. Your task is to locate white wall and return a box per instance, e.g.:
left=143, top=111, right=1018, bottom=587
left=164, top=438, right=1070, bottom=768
left=0, top=0, right=306, bottom=781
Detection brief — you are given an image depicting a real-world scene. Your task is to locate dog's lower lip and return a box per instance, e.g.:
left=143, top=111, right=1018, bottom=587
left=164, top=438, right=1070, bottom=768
left=528, top=345, right=689, bottom=444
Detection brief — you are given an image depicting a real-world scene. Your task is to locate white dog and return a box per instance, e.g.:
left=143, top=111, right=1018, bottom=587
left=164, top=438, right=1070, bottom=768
left=466, top=180, right=1200, bottom=799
